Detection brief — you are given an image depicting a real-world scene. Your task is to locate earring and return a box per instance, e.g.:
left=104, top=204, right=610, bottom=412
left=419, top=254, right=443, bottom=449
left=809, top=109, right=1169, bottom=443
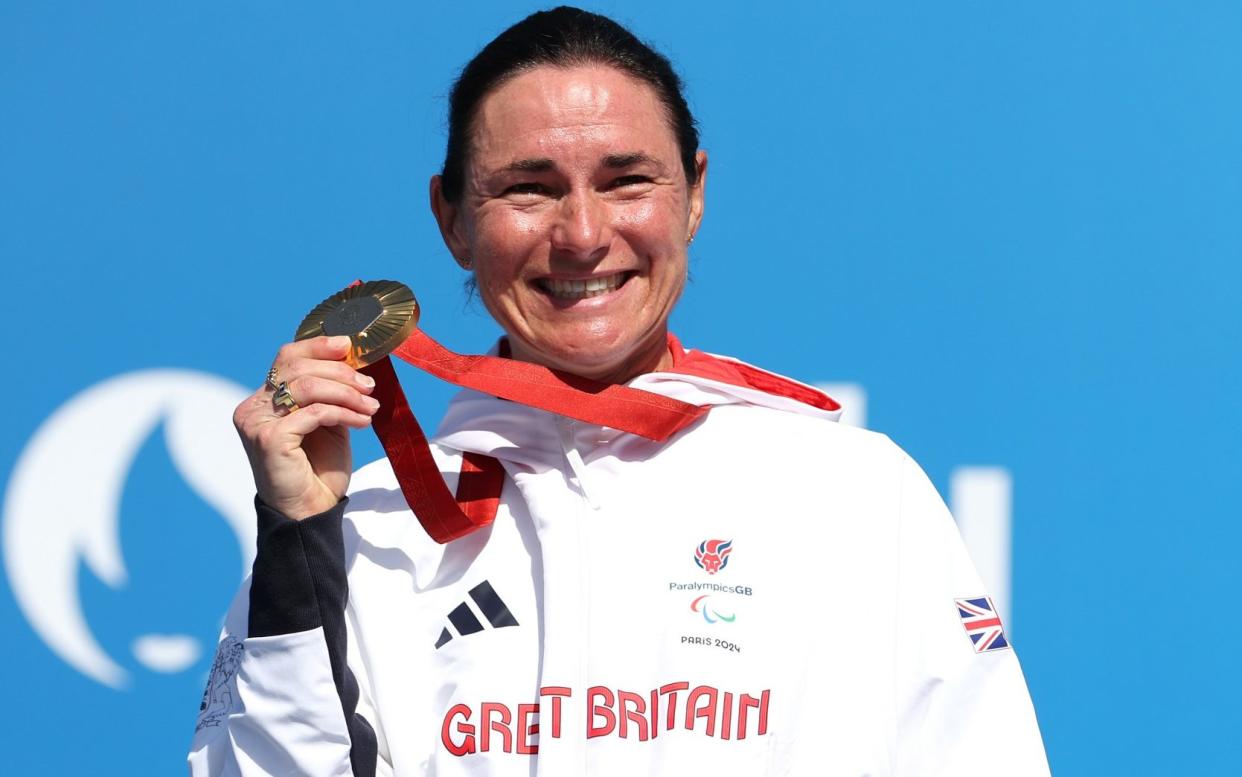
left=686, top=234, right=695, bottom=246
left=459, top=256, right=473, bottom=270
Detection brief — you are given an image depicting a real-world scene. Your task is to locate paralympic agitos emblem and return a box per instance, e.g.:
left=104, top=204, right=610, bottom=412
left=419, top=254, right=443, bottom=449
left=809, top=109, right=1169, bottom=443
left=694, top=539, right=733, bottom=575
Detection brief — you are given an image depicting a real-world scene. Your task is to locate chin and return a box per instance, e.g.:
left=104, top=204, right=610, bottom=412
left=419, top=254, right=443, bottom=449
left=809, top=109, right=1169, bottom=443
left=519, top=331, right=647, bottom=379
left=544, top=342, right=627, bottom=375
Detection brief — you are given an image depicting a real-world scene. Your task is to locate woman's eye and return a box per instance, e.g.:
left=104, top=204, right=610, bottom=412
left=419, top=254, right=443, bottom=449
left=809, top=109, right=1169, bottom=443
left=610, top=175, right=650, bottom=189
left=504, top=182, right=548, bottom=196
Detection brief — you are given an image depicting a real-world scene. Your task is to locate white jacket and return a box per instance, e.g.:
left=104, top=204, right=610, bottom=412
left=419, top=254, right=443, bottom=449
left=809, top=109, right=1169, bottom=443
left=189, top=347, right=1050, bottom=776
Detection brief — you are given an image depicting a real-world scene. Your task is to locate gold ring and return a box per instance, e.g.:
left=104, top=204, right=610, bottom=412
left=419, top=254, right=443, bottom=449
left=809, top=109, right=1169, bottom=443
left=272, top=381, right=299, bottom=412
left=265, top=366, right=281, bottom=392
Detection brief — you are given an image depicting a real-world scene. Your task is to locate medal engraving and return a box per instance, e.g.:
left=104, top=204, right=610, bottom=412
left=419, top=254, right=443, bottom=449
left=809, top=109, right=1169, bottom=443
left=322, top=296, right=382, bottom=336
left=295, top=280, right=420, bottom=367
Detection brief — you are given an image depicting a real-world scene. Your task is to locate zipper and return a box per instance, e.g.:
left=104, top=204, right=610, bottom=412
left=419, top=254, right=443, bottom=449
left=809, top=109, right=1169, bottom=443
left=557, top=417, right=601, bottom=510
left=555, top=416, right=597, bottom=776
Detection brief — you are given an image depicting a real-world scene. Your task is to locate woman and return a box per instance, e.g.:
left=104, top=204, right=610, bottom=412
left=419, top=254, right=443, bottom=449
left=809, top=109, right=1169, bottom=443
left=190, top=7, right=1049, bottom=776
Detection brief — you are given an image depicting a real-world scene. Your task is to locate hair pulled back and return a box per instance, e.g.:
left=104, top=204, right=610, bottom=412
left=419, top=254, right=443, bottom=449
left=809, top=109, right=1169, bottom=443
left=439, top=6, right=700, bottom=202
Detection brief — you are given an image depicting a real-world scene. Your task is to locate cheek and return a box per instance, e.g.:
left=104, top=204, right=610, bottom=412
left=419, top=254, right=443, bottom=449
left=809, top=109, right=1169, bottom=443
left=474, top=262, right=525, bottom=314
left=498, top=209, right=548, bottom=241
left=619, top=205, right=687, bottom=291
left=472, top=210, right=548, bottom=280
left=471, top=268, right=524, bottom=335
left=617, top=199, right=672, bottom=234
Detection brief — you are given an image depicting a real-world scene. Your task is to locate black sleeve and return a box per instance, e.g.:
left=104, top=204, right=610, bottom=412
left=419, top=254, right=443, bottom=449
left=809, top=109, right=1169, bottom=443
left=248, top=497, right=379, bottom=777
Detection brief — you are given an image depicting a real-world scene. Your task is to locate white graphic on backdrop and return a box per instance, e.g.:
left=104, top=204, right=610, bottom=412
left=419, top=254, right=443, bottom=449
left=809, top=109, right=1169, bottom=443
left=950, top=469, right=1012, bottom=629
left=2, top=370, right=253, bottom=689
left=818, top=383, right=1013, bottom=627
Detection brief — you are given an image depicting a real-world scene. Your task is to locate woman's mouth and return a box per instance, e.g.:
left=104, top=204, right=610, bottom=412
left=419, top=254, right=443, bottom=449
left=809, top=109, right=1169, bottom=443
left=536, top=272, right=632, bottom=300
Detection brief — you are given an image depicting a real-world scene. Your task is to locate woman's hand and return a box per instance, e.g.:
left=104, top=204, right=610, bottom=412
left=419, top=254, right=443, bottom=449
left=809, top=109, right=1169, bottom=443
left=233, top=336, right=379, bottom=520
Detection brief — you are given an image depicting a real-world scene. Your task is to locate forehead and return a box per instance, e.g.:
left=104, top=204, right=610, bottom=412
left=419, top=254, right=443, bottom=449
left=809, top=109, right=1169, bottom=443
left=470, top=64, right=679, bottom=168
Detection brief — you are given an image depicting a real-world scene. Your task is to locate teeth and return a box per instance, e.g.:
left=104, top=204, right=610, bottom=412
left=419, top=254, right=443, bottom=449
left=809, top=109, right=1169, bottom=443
left=541, top=273, right=627, bottom=299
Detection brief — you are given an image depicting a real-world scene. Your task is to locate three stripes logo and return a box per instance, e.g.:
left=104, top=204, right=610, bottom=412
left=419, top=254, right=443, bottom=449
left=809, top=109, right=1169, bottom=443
left=434, top=580, right=519, bottom=649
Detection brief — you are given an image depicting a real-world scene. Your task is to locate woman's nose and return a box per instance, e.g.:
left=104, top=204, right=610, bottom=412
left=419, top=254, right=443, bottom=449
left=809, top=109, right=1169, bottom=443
left=550, top=189, right=612, bottom=260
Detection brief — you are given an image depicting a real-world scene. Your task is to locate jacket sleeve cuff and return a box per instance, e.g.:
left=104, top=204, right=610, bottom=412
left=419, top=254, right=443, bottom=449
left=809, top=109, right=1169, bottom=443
left=247, top=495, right=349, bottom=638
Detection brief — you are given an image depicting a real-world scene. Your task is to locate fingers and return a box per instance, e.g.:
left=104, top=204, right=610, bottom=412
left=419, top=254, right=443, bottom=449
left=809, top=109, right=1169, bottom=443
left=277, top=354, right=377, bottom=395
left=249, top=405, right=373, bottom=463
left=243, top=399, right=372, bottom=465
left=267, top=338, right=376, bottom=406
left=275, top=402, right=375, bottom=437
left=273, top=335, right=353, bottom=367
left=272, top=346, right=379, bottom=417
left=280, top=374, right=379, bottom=417
left=235, top=335, right=380, bottom=439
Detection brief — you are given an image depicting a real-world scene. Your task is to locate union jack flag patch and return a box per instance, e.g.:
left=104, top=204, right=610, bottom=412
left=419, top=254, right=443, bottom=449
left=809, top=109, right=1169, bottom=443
left=955, top=596, right=1010, bottom=653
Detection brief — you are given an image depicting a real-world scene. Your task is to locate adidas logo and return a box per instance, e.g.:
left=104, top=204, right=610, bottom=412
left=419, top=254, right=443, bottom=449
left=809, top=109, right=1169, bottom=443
left=435, top=580, right=519, bottom=649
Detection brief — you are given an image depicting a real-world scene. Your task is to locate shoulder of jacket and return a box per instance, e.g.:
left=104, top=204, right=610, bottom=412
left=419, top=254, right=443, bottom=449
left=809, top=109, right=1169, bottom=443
left=714, top=400, right=902, bottom=456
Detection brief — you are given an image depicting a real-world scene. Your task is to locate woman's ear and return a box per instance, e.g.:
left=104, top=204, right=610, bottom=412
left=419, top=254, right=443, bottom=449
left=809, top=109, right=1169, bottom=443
left=687, top=150, right=708, bottom=241
left=429, top=175, right=472, bottom=269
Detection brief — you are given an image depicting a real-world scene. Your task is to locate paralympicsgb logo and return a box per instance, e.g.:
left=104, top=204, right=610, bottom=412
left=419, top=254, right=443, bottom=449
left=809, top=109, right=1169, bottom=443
left=2, top=370, right=253, bottom=689
left=694, top=538, right=733, bottom=575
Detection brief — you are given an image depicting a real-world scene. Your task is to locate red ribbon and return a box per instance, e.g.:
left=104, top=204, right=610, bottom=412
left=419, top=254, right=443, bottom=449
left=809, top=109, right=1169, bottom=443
left=359, top=331, right=709, bottom=543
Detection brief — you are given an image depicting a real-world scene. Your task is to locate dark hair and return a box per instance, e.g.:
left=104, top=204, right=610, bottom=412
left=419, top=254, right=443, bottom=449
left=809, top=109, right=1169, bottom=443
left=439, top=6, right=700, bottom=202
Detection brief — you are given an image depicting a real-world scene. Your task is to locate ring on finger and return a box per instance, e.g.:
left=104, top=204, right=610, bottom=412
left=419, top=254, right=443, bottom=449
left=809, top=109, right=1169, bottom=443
left=265, top=366, right=281, bottom=392
left=272, top=381, right=300, bottom=412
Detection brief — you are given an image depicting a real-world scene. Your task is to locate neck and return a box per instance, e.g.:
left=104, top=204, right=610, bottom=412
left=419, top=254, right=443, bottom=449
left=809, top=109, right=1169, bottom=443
left=504, top=330, right=675, bottom=385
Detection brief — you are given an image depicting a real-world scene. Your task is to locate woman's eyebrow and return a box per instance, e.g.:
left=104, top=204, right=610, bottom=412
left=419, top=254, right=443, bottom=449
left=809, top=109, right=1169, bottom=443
left=497, top=153, right=664, bottom=173
left=502, top=157, right=556, bottom=173
left=602, top=152, right=660, bottom=169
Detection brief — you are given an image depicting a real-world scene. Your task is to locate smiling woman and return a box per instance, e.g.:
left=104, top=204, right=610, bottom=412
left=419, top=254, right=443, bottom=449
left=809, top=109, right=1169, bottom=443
left=190, top=7, right=1050, bottom=776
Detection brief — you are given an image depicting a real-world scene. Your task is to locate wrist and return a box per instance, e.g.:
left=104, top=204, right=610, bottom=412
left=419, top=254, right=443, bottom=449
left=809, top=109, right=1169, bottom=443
left=264, top=485, right=342, bottom=522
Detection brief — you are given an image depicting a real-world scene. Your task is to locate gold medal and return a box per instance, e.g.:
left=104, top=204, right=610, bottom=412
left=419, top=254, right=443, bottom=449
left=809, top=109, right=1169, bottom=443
left=294, top=280, right=420, bottom=367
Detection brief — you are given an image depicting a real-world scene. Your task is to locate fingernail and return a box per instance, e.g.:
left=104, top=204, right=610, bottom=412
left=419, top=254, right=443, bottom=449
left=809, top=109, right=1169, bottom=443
left=363, top=396, right=380, bottom=411
left=328, top=336, right=351, bottom=350
left=356, top=373, right=375, bottom=388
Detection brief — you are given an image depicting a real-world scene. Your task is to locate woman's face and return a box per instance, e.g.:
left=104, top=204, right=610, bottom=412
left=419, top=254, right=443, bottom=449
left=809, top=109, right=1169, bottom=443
left=431, top=65, right=706, bottom=383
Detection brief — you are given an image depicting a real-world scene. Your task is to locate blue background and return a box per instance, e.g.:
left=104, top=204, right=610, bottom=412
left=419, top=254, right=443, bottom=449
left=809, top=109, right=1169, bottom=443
left=2, top=1, right=1239, bottom=773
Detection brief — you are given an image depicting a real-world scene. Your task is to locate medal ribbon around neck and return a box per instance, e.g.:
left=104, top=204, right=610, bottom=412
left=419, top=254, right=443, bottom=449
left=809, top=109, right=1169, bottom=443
left=297, top=280, right=709, bottom=543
